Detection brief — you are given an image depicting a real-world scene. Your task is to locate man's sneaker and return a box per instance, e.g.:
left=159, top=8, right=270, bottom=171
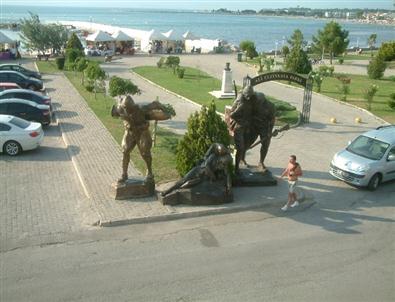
left=281, top=205, right=288, bottom=211
left=291, top=201, right=299, bottom=208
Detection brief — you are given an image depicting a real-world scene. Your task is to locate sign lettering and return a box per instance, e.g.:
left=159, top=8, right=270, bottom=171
left=250, top=72, right=307, bottom=87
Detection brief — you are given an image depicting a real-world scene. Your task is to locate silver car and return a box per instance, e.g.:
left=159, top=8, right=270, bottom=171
left=330, top=125, right=395, bottom=190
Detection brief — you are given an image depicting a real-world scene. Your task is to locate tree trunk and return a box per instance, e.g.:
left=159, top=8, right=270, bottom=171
left=330, top=52, right=333, bottom=65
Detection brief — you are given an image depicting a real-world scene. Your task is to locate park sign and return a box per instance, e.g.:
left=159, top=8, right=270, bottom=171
left=243, top=72, right=312, bottom=123
left=249, top=71, right=307, bottom=87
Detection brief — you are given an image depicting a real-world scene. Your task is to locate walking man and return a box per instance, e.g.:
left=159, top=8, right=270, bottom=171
left=280, top=155, right=303, bottom=211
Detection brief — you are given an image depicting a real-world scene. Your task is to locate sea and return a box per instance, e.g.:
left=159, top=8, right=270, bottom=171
left=1, top=5, right=394, bottom=51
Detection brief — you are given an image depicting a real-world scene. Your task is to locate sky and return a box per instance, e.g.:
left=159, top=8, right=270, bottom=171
left=2, top=0, right=394, bottom=10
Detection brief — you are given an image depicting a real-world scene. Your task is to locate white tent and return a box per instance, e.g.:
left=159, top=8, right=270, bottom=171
left=162, top=29, right=184, bottom=41
left=147, top=29, right=167, bottom=41
left=0, top=31, right=15, bottom=44
left=183, top=30, right=199, bottom=40
left=86, top=30, right=114, bottom=42
left=111, top=30, right=133, bottom=42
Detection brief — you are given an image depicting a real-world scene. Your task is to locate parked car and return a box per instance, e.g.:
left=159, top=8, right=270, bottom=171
left=0, top=114, right=44, bottom=156
left=0, top=64, right=42, bottom=79
left=0, top=71, right=43, bottom=91
left=0, top=82, right=21, bottom=91
left=0, top=89, right=52, bottom=110
left=330, top=125, right=395, bottom=190
left=0, top=99, right=51, bottom=125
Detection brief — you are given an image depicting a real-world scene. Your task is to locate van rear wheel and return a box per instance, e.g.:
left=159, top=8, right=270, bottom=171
left=367, top=173, right=381, bottom=191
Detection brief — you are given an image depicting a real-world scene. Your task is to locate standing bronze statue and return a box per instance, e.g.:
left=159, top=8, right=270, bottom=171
left=111, top=95, right=171, bottom=184
left=228, top=85, right=277, bottom=173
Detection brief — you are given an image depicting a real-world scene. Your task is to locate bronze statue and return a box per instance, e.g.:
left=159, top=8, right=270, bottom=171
left=161, top=143, right=233, bottom=197
left=111, top=95, right=171, bottom=183
left=228, top=85, right=277, bottom=173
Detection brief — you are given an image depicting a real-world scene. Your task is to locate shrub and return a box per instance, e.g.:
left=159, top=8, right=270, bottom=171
left=55, top=57, right=65, bottom=70
left=165, top=56, right=180, bottom=73
left=240, top=40, right=258, bottom=59
left=377, top=41, right=395, bottom=61
left=176, top=101, right=231, bottom=176
left=388, top=75, right=395, bottom=82
left=367, top=56, right=387, bottom=79
left=318, top=65, right=334, bottom=77
left=109, top=76, right=140, bottom=97
left=310, top=71, right=324, bottom=92
left=65, top=48, right=84, bottom=63
left=85, top=83, right=94, bottom=92
left=338, top=58, right=344, bottom=64
left=275, top=102, right=296, bottom=111
left=388, top=93, right=395, bottom=110
left=336, top=76, right=351, bottom=102
left=157, top=57, right=165, bottom=68
left=66, top=33, right=84, bottom=51
left=176, top=67, right=185, bottom=79
left=363, top=84, right=379, bottom=111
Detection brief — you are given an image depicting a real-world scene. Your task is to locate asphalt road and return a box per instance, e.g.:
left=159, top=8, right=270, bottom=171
left=2, top=183, right=394, bottom=302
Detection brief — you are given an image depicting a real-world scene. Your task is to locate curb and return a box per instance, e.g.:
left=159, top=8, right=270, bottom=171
left=99, top=199, right=282, bottom=227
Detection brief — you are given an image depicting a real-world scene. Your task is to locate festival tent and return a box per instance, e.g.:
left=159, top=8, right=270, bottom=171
left=162, top=29, right=184, bottom=41
left=111, top=30, right=133, bottom=41
left=0, top=31, right=15, bottom=44
left=86, top=30, right=115, bottom=42
left=146, top=29, right=167, bottom=41
left=182, top=30, right=200, bottom=40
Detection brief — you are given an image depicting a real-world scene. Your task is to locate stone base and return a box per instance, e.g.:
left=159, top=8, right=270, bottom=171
left=158, top=180, right=233, bottom=206
left=233, top=166, right=277, bottom=187
left=209, top=90, right=236, bottom=99
left=111, top=178, right=155, bottom=200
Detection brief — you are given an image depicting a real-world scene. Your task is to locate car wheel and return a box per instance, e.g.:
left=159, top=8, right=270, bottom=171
left=3, top=141, right=22, bottom=156
left=367, top=173, right=381, bottom=191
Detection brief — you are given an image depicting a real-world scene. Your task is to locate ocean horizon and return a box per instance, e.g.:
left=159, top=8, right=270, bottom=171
left=1, top=5, right=394, bottom=51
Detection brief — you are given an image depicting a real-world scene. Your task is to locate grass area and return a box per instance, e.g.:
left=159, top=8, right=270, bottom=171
left=36, top=60, right=61, bottom=74
left=318, top=74, right=395, bottom=123
left=132, top=66, right=299, bottom=125
left=37, top=63, right=180, bottom=182
left=282, top=73, right=395, bottom=123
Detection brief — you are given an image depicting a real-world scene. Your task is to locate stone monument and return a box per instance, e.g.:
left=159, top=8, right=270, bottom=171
left=110, top=95, right=172, bottom=200
left=210, top=62, right=236, bottom=99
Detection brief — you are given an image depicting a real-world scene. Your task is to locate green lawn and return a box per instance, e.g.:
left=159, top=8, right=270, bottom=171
left=37, top=63, right=181, bottom=182
left=316, top=74, right=395, bottom=123
left=36, top=60, right=61, bottom=74
left=132, top=66, right=299, bottom=125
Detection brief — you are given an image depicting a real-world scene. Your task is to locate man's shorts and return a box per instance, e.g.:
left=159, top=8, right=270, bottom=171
left=288, top=180, right=297, bottom=193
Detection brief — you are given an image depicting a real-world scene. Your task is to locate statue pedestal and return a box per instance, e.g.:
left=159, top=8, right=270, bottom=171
left=233, top=166, right=277, bottom=187
left=158, top=180, right=233, bottom=206
left=111, top=178, right=155, bottom=200
left=209, top=64, right=236, bottom=99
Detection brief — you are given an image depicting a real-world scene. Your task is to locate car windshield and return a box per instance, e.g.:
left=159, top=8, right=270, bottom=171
left=347, top=135, right=390, bottom=160
left=9, top=116, right=30, bottom=129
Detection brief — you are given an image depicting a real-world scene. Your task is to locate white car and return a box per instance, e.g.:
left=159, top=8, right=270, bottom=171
left=0, top=114, right=44, bottom=156
left=330, top=125, right=395, bottom=190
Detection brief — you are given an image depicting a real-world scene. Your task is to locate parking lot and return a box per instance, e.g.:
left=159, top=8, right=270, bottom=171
left=0, top=123, right=93, bottom=249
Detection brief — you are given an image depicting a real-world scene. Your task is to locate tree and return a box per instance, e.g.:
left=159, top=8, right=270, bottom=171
left=377, top=41, right=395, bottom=61
left=84, top=62, right=106, bottom=98
left=75, top=57, right=89, bottom=84
left=19, top=13, right=49, bottom=55
left=282, top=45, right=290, bottom=58
left=363, top=84, right=378, bottom=111
left=109, top=76, right=140, bottom=98
left=65, top=48, right=84, bottom=70
left=336, top=76, right=351, bottom=102
left=165, top=56, right=180, bottom=74
left=66, top=32, right=84, bottom=51
left=239, top=40, right=258, bottom=59
left=285, top=45, right=312, bottom=74
left=176, top=101, right=231, bottom=176
left=367, top=56, right=387, bottom=79
left=367, top=33, right=377, bottom=56
left=312, top=21, right=349, bottom=65
left=19, top=12, right=68, bottom=55
left=287, top=29, right=306, bottom=48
